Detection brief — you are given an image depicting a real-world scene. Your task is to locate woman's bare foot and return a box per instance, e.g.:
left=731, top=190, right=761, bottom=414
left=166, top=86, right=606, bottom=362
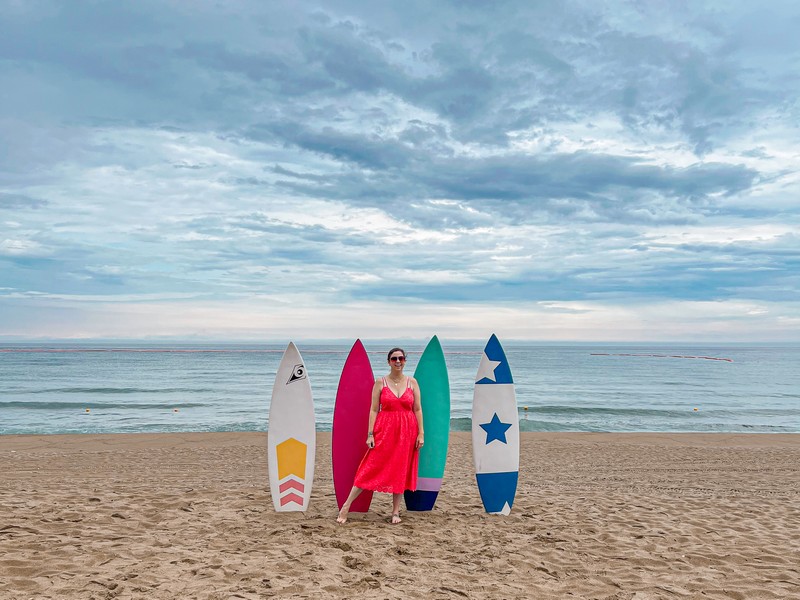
left=391, top=513, right=402, bottom=524
left=336, top=508, right=348, bottom=524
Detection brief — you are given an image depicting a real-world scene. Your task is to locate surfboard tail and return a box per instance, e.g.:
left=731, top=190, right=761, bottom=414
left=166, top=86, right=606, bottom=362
left=476, top=471, right=518, bottom=515
left=403, top=490, right=440, bottom=511
left=344, top=487, right=374, bottom=512
left=333, top=444, right=374, bottom=512
left=272, top=436, right=313, bottom=512
left=404, top=477, right=443, bottom=511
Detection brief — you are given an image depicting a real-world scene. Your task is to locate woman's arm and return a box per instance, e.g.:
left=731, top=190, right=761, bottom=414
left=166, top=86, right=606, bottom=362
left=411, top=377, right=424, bottom=448
left=366, top=378, right=381, bottom=448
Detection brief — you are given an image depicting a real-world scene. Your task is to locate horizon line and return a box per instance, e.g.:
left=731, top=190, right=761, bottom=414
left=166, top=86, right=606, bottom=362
left=1, top=337, right=797, bottom=347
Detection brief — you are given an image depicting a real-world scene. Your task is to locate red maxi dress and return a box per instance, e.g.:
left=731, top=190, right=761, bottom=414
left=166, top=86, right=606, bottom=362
left=353, top=377, right=419, bottom=494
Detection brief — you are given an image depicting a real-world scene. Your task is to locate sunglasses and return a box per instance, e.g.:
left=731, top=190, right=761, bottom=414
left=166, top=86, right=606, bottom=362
left=389, top=356, right=406, bottom=363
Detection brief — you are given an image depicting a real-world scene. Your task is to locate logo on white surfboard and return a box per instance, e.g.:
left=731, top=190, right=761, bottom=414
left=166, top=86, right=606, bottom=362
left=287, top=364, right=306, bottom=384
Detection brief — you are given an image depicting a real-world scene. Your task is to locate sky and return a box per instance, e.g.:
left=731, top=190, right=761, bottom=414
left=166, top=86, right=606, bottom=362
left=1, top=0, right=799, bottom=342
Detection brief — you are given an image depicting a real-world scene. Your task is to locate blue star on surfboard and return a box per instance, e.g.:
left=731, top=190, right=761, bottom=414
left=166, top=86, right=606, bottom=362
left=479, top=413, right=512, bottom=444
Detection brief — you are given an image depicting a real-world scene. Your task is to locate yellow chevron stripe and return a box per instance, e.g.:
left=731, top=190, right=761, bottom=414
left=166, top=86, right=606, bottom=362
left=276, top=437, right=307, bottom=480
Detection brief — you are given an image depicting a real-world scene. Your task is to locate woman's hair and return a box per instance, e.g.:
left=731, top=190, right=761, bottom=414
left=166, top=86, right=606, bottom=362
left=387, top=347, right=406, bottom=361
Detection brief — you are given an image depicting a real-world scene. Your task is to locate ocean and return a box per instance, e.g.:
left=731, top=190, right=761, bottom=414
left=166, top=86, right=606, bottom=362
left=1, top=342, right=798, bottom=435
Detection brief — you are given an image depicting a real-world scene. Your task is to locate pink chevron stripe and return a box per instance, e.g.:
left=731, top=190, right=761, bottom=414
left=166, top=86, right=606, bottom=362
left=280, top=492, right=304, bottom=506
left=279, top=479, right=305, bottom=493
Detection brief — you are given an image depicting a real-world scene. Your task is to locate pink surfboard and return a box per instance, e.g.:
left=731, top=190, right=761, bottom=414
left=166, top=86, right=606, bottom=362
left=332, top=339, right=375, bottom=512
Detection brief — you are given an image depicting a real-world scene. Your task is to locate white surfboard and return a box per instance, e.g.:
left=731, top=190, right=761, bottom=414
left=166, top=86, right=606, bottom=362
left=268, top=342, right=316, bottom=512
left=472, top=334, right=519, bottom=515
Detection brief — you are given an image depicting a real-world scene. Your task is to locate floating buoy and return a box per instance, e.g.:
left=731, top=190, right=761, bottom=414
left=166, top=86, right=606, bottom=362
left=523, top=406, right=528, bottom=411
left=693, top=408, right=699, bottom=411
left=85, top=408, right=91, bottom=413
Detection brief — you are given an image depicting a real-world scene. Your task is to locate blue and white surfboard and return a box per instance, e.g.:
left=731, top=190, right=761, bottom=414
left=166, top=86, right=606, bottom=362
left=472, top=334, right=519, bottom=515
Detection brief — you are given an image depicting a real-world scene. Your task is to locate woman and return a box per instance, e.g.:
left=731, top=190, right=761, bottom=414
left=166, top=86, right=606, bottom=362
left=336, top=347, right=424, bottom=524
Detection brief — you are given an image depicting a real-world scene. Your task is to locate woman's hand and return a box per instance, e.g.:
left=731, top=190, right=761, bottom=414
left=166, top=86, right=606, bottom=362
left=415, top=433, right=424, bottom=449
left=367, top=433, right=375, bottom=448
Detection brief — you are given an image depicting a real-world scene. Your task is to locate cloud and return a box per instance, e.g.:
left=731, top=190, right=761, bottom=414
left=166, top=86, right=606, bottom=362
left=0, top=0, right=798, bottom=341
left=0, top=193, right=48, bottom=209
left=0, top=238, right=47, bottom=256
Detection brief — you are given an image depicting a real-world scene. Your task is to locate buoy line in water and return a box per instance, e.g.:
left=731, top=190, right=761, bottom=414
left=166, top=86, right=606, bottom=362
left=591, top=353, right=733, bottom=362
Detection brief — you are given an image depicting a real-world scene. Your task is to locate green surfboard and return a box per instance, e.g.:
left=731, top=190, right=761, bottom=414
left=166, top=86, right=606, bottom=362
left=405, top=335, right=450, bottom=511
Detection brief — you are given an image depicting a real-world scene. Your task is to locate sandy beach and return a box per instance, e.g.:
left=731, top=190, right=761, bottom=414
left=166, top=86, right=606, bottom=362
left=2, top=432, right=799, bottom=599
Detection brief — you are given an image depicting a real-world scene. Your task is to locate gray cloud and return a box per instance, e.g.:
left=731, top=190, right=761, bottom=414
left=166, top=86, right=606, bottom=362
left=1, top=0, right=798, bottom=339
left=261, top=135, right=759, bottom=225
left=3, top=1, right=795, bottom=154
left=0, top=193, right=48, bottom=210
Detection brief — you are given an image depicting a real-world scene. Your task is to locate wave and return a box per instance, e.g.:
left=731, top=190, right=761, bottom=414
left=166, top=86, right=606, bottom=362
left=528, top=405, right=693, bottom=418
left=0, top=348, right=286, bottom=354
left=26, top=387, right=214, bottom=395
left=590, top=353, right=733, bottom=362
left=0, top=401, right=209, bottom=410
